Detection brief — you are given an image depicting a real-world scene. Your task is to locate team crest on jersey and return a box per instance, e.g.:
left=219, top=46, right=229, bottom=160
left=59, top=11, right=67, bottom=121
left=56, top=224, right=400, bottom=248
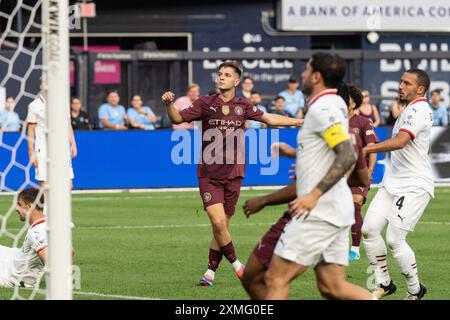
left=353, top=128, right=360, bottom=135
left=203, top=192, right=212, bottom=202
left=234, top=106, right=243, bottom=116
left=222, top=105, right=230, bottom=115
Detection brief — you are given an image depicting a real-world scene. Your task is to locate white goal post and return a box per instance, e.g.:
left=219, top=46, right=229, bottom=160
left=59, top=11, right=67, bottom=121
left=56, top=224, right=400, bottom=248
left=42, top=0, right=72, bottom=300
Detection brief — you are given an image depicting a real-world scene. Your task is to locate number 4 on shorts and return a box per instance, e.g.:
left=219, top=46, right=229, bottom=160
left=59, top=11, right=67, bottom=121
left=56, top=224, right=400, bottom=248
left=396, top=196, right=405, bottom=210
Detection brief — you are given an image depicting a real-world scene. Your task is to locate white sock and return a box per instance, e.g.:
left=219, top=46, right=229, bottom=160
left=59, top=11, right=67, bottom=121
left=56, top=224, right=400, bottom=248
left=391, top=243, right=420, bottom=295
left=363, top=234, right=391, bottom=287
left=205, top=269, right=215, bottom=280
left=351, top=246, right=360, bottom=254
left=231, top=260, right=242, bottom=272
left=387, top=224, right=420, bottom=295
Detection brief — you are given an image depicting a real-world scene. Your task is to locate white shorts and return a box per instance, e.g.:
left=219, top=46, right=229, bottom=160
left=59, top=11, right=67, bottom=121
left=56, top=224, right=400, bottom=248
left=0, top=245, right=17, bottom=288
left=35, top=156, right=74, bottom=182
left=367, top=187, right=431, bottom=231
left=274, top=216, right=350, bottom=268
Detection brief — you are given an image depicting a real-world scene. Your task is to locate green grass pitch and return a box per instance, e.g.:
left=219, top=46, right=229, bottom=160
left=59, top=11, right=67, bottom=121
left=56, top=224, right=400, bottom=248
left=0, top=187, right=449, bottom=300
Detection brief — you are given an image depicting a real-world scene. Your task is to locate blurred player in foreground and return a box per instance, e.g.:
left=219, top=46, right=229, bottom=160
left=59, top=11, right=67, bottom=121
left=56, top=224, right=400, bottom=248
left=261, top=52, right=373, bottom=300
left=241, top=82, right=370, bottom=299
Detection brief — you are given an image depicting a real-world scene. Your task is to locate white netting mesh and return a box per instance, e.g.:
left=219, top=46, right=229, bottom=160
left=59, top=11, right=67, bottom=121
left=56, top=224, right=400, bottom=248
left=0, top=0, right=46, bottom=300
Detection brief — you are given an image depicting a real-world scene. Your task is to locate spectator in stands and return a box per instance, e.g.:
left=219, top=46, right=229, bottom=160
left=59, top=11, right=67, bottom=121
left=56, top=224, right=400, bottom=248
left=173, top=83, right=200, bottom=130
left=240, top=76, right=254, bottom=99
left=385, top=96, right=406, bottom=126
left=278, top=76, right=305, bottom=119
left=359, top=90, right=381, bottom=127
left=246, top=91, right=267, bottom=129
left=430, top=89, right=448, bottom=127
left=127, top=95, right=158, bottom=130
left=0, top=96, right=21, bottom=132
left=268, top=96, right=291, bottom=128
left=98, top=90, right=128, bottom=130
left=70, top=97, right=91, bottom=130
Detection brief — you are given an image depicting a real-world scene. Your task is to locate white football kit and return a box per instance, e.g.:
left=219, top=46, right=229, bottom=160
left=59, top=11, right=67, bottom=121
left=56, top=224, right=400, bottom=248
left=26, top=95, right=74, bottom=181
left=0, top=218, right=47, bottom=288
left=368, top=97, right=434, bottom=231
left=274, top=89, right=354, bottom=267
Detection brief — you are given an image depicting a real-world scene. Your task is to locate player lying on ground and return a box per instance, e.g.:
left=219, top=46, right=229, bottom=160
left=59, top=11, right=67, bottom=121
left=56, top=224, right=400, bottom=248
left=0, top=188, right=75, bottom=288
left=162, top=60, right=303, bottom=286
left=241, top=83, right=370, bottom=300
left=362, top=69, right=434, bottom=300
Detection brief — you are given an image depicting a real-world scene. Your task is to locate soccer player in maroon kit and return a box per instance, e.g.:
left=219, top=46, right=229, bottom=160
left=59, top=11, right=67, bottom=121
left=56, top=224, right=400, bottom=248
left=345, top=85, right=379, bottom=261
left=162, top=60, right=302, bottom=286
left=240, top=83, right=370, bottom=300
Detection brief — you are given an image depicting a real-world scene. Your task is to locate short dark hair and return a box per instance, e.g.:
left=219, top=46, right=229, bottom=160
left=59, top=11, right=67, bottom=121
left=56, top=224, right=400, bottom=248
left=430, top=89, right=441, bottom=96
left=242, top=75, right=254, bottom=83
left=106, top=89, right=119, bottom=97
left=6, top=96, right=14, bottom=100
left=347, top=84, right=363, bottom=109
left=288, top=76, right=298, bottom=83
left=250, top=90, right=260, bottom=96
left=218, top=60, right=244, bottom=78
left=274, top=96, right=285, bottom=102
left=310, top=52, right=346, bottom=88
left=405, top=69, right=430, bottom=94
left=18, top=187, right=44, bottom=211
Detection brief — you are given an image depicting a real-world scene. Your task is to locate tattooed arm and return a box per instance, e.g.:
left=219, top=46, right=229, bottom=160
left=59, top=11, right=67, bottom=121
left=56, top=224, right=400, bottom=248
left=289, top=140, right=357, bottom=217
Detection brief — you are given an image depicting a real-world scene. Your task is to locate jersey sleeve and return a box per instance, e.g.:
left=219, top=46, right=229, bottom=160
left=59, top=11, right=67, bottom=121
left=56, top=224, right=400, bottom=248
left=179, top=98, right=203, bottom=122
left=26, top=102, right=37, bottom=124
left=362, top=118, right=379, bottom=145
left=98, top=104, right=108, bottom=119
left=310, top=105, right=350, bottom=149
left=245, top=102, right=264, bottom=121
left=29, top=230, right=48, bottom=254
left=399, top=106, right=428, bottom=139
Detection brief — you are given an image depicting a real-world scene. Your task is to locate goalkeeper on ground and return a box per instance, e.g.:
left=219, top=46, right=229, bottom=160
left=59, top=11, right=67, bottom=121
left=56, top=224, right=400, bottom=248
left=0, top=188, right=73, bottom=288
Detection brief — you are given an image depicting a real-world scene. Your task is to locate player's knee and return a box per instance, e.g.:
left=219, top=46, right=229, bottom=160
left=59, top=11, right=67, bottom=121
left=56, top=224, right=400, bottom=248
left=386, top=230, right=405, bottom=250
left=264, top=269, right=284, bottom=289
left=317, top=283, right=334, bottom=299
left=318, top=281, right=344, bottom=300
left=210, top=217, right=227, bottom=232
left=361, top=223, right=375, bottom=239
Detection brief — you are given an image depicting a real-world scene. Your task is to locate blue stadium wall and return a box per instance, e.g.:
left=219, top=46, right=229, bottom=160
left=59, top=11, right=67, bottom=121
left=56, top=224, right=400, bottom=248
left=1, top=128, right=393, bottom=190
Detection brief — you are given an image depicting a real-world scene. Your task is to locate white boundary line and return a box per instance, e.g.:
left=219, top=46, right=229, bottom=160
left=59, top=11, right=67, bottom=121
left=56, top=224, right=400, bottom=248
left=2, top=183, right=450, bottom=196
left=6, top=221, right=448, bottom=233
left=72, top=291, right=162, bottom=300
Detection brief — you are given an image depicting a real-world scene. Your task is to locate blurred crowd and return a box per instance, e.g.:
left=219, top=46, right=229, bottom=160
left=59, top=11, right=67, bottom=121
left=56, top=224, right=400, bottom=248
left=1, top=78, right=448, bottom=132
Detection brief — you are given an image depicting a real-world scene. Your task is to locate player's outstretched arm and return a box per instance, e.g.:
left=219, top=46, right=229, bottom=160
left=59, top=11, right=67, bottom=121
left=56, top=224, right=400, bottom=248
left=243, top=183, right=296, bottom=218
left=260, top=113, right=303, bottom=127
left=162, top=91, right=184, bottom=124
left=363, top=131, right=411, bottom=154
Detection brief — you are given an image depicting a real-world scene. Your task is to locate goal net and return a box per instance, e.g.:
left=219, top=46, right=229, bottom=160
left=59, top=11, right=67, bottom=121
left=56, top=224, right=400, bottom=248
left=0, top=0, right=72, bottom=300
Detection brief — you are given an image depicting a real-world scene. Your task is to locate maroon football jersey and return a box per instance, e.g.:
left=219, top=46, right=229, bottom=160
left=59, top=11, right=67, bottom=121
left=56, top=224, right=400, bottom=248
left=179, top=93, right=264, bottom=179
left=348, top=130, right=367, bottom=187
left=349, top=114, right=379, bottom=165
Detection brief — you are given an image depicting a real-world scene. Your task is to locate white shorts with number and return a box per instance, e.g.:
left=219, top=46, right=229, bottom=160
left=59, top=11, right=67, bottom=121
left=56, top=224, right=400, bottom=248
left=35, top=156, right=74, bottom=182
left=367, top=187, right=431, bottom=231
left=273, top=216, right=350, bottom=268
left=0, top=245, right=17, bottom=288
